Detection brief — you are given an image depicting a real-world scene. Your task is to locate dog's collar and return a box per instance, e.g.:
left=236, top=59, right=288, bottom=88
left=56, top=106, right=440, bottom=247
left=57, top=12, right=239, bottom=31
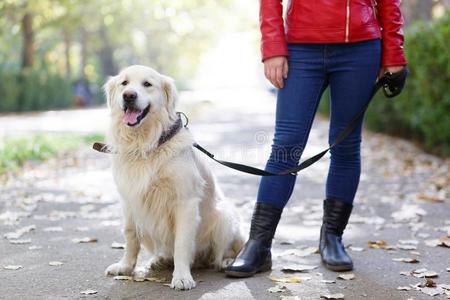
left=157, top=112, right=183, bottom=147
left=93, top=112, right=188, bottom=154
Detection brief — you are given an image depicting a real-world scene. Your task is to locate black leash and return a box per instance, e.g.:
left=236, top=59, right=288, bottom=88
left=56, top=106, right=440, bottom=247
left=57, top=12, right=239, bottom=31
left=93, top=68, right=407, bottom=176
left=193, top=79, right=387, bottom=176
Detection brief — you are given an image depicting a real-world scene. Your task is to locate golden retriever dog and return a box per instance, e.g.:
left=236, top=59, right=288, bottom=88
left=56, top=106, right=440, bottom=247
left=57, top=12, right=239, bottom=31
left=103, top=65, right=244, bottom=290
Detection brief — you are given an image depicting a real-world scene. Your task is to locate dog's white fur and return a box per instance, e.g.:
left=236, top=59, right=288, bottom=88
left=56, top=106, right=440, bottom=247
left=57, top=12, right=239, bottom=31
left=103, top=65, right=244, bottom=290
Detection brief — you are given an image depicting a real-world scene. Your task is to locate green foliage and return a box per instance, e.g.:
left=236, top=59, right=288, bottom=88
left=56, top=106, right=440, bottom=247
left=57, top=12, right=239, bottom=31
left=319, top=12, right=450, bottom=156
left=0, top=69, right=73, bottom=112
left=0, top=133, right=104, bottom=175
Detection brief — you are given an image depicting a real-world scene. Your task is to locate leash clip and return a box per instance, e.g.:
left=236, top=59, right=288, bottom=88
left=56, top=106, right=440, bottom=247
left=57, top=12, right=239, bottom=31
left=177, top=111, right=189, bottom=128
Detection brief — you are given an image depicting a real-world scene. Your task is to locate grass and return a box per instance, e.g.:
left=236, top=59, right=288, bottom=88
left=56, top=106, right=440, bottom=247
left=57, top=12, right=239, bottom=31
left=0, top=133, right=104, bottom=175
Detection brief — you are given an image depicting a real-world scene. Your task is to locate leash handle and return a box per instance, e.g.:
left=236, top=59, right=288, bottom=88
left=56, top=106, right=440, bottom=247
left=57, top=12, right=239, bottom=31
left=93, top=142, right=114, bottom=154
left=194, top=81, right=383, bottom=176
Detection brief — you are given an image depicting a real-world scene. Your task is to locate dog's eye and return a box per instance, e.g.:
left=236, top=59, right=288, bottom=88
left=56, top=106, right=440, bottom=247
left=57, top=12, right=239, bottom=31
left=143, top=81, right=152, bottom=87
left=121, top=80, right=128, bottom=86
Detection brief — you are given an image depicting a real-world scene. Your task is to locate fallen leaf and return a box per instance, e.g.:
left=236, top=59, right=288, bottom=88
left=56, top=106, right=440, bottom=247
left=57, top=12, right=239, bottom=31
left=75, top=226, right=89, bottom=231
left=267, top=284, right=286, bottom=293
left=416, top=193, right=444, bottom=203
left=133, top=277, right=146, bottom=282
left=143, top=277, right=167, bottom=283
left=368, top=240, right=387, bottom=249
left=3, top=265, right=23, bottom=270
left=412, top=269, right=439, bottom=278
left=439, top=236, right=450, bottom=247
left=413, top=268, right=428, bottom=274
left=277, top=247, right=318, bottom=258
left=320, top=293, right=345, bottom=299
left=110, top=242, right=125, bottom=249
left=80, top=289, right=97, bottom=295
left=425, top=237, right=450, bottom=248
left=391, top=205, right=426, bottom=223
left=417, top=233, right=430, bottom=238
left=28, top=245, right=42, bottom=250
left=400, top=271, right=411, bottom=276
left=425, top=239, right=441, bottom=247
left=349, top=246, right=364, bottom=252
left=281, top=264, right=318, bottom=273
left=113, top=275, right=133, bottom=281
left=396, top=244, right=417, bottom=250
left=411, top=278, right=438, bottom=290
left=3, top=225, right=36, bottom=239
left=72, top=237, right=98, bottom=243
left=9, top=239, right=31, bottom=245
left=425, top=278, right=437, bottom=288
left=397, top=286, right=411, bottom=291
left=337, top=273, right=355, bottom=280
left=321, top=279, right=336, bottom=284
left=269, top=276, right=311, bottom=283
left=392, top=257, right=419, bottom=263
left=49, top=261, right=63, bottom=266
left=399, top=239, right=419, bottom=245
left=420, top=287, right=444, bottom=296
left=43, top=226, right=63, bottom=232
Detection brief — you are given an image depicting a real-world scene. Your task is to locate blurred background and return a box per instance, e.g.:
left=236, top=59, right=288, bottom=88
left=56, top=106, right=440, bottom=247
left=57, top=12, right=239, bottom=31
left=0, top=2, right=449, bottom=298
left=0, top=0, right=448, bottom=173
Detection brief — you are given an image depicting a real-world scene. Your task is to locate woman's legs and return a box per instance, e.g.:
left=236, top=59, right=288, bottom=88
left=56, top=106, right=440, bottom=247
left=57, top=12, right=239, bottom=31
left=320, top=39, right=381, bottom=271
left=226, top=44, right=328, bottom=277
left=326, top=39, right=381, bottom=204
left=257, top=44, right=328, bottom=209
left=227, top=39, right=381, bottom=277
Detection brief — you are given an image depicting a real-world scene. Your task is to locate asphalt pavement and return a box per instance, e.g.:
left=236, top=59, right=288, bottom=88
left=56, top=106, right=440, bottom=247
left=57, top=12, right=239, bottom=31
left=0, top=88, right=449, bottom=300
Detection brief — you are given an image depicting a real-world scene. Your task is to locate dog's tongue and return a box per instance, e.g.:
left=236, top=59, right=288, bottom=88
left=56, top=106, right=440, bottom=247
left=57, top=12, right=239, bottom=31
left=123, top=108, right=142, bottom=125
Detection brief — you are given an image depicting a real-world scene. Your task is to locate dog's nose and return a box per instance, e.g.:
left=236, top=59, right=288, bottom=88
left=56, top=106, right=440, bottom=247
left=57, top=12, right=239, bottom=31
left=123, top=91, right=137, bottom=103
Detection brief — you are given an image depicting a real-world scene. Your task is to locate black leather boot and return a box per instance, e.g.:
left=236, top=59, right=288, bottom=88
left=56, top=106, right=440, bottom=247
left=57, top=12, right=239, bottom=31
left=225, top=202, right=282, bottom=278
left=319, top=199, right=353, bottom=271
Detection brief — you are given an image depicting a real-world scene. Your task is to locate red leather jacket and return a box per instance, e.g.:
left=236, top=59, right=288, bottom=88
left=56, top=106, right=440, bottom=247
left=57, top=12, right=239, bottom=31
left=260, top=0, right=407, bottom=66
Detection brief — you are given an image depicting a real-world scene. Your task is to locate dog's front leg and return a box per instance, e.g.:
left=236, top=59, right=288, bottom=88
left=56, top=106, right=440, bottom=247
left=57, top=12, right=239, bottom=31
left=105, top=214, right=140, bottom=276
left=170, top=201, right=199, bottom=290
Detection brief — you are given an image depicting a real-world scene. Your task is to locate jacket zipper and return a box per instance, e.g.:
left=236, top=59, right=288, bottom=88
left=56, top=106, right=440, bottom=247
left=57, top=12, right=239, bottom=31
left=371, top=0, right=378, bottom=19
left=345, top=0, right=350, bottom=42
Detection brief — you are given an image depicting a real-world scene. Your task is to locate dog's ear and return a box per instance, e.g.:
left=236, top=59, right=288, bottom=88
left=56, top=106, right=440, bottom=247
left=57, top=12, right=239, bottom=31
left=103, top=75, right=118, bottom=108
left=161, top=75, right=178, bottom=114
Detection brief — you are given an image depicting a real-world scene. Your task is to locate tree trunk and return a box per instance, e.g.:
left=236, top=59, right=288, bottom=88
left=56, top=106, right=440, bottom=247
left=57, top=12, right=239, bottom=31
left=21, top=13, right=34, bottom=70
left=80, top=27, right=88, bottom=79
left=63, top=28, right=72, bottom=77
left=98, top=25, right=117, bottom=77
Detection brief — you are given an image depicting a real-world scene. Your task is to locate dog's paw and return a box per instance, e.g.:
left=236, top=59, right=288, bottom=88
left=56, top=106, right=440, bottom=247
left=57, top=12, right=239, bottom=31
left=105, top=262, right=134, bottom=276
left=220, top=258, right=235, bottom=270
left=170, top=273, right=196, bottom=290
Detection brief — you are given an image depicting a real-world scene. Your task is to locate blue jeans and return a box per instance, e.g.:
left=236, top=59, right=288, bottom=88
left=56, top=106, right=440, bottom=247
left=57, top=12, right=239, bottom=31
left=257, top=39, right=381, bottom=209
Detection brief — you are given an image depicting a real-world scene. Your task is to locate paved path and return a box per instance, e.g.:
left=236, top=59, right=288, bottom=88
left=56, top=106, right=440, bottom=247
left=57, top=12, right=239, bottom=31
left=0, top=89, right=449, bottom=300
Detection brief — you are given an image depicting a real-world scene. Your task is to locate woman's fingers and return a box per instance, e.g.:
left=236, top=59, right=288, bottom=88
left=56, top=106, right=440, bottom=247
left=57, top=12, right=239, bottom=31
left=276, top=67, right=284, bottom=88
left=270, top=67, right=280, bottom=89
left=283, top=59, right=289, bottom=79
left=263, top=56, right=288, bottom=89
left=268, top=67, right=276, bottom=88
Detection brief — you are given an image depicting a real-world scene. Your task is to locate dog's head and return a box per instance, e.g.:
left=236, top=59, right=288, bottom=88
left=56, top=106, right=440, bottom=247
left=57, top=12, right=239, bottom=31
left=104, top=65, right=177, bottom=128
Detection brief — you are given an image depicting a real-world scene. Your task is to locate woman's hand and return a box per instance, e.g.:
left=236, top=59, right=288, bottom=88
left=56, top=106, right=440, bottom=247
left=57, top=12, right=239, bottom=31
left=378, top=65, right=404, bottom=79
left=264, top=56, right=288, bottom=89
